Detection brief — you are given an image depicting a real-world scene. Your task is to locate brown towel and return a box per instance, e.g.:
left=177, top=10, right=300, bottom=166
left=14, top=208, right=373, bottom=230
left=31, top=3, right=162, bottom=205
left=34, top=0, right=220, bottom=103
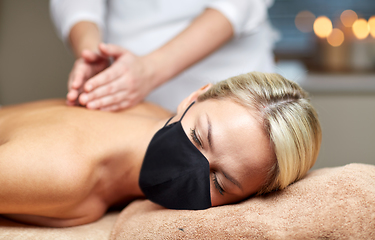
left=111, top=163, right=375, bottom=239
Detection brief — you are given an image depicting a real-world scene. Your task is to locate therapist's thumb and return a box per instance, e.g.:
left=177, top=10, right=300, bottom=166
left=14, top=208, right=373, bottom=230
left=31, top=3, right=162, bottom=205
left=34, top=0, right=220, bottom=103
left=81, top=49, right=102, bottom=62
left=99, top=43, right=127, bottom=58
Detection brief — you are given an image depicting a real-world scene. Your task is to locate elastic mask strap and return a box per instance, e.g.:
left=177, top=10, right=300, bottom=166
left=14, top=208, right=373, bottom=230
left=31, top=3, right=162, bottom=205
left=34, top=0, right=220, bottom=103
left=164, top=102, right=195, bottom=127
left=179, top=101, right=195, bottom=121
left=164, top=116, right=174, bottom=127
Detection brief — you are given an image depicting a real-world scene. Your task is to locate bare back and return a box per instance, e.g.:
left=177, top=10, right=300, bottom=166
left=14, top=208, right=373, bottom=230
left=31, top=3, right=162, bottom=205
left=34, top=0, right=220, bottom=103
left=0, top=99, right=172, bottom=226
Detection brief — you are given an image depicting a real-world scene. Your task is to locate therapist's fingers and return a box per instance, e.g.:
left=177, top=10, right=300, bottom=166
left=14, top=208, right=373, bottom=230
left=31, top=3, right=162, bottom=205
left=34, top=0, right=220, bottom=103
left=86, top=90, right=128, bottom=109
left=79, top=79, right=122, bottom=105
left=85, top=84, right=145, bottom=110
left=68, top=62, right=82, bottom=90
left=83, top=79, right=125, bottom=102
left=83, top=61, right=123, bottom=92
left=67, top=89, right=79, bottom=102
left=69, top=60, right=109, bottom=95
left=70, top=72, right=85, bottom=90
left=81, top=49, right=102, bottom=62
left=66, top=99, right=76, bottom=106
left=66, top=91, right=81, bottom=106
left=98, top=43, right=127, bottom=58
left=68, top=59, right=92, bottom=90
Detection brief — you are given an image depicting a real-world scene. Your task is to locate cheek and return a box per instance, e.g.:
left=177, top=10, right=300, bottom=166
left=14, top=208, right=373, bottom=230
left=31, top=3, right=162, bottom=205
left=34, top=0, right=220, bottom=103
left=209, top=177, right=228, bottom=207
left=210, top=186, right=225, bottom=207
left=210, top=180, right=246, bottom=207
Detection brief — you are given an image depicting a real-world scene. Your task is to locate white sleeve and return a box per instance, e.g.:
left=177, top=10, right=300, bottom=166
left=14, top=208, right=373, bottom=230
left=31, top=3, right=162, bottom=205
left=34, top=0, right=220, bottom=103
left=206, top=0, right=274, bottom=37
left=49, top=0, right=106, bottom=43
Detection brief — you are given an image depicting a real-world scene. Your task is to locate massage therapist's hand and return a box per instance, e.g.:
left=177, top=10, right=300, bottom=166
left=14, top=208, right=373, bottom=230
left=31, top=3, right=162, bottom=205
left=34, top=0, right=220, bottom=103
left=66, top=50, right=109, bottom=106
left=78, top=43, right=156, bottom=111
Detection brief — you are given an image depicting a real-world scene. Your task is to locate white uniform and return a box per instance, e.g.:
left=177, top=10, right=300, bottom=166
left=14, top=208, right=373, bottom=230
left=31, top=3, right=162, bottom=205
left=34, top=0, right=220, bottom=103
left=50, top=0, right=278, bottom=111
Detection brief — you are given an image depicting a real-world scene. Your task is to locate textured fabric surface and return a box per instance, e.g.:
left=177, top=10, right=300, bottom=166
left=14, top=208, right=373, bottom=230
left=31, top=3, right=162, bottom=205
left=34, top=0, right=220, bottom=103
left=0, top=212, right=119, bottom=240
left=111, top=163, right=375, bottom=240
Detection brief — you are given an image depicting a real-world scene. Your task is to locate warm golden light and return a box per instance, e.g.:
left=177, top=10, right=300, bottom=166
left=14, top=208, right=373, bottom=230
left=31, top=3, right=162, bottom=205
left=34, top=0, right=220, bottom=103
left=327, top=28, right=345, bottom=47
left=295, top=10, right=316, bottom=33
left=313, top=16, right=333, bottom=38
left=340, top=10, right=358, bottom=27
left=352, top=18, right=370, bottom=39
left=368, top=16, right=375, bottom=38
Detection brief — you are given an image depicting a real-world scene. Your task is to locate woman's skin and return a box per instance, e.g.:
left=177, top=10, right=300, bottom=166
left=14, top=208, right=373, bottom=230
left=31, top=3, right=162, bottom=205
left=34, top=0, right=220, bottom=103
left=0, top=86, right=274, bottom=227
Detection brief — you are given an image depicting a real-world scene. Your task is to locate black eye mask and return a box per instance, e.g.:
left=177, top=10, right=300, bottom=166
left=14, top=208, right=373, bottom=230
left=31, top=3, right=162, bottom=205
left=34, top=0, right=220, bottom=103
left=139, top=102, right=211, bottom=210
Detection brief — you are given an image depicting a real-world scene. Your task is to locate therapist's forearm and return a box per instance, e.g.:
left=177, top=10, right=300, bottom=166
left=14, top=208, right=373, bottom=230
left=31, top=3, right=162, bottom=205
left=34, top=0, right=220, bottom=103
left=145, top=8, right=234, bottom=88
left=69, top=21, right=101, bottom=58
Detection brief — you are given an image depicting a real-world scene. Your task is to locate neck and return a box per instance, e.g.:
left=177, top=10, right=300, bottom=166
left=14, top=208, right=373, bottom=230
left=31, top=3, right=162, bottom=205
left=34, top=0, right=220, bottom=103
left=99, top=117, right=170, bottom=207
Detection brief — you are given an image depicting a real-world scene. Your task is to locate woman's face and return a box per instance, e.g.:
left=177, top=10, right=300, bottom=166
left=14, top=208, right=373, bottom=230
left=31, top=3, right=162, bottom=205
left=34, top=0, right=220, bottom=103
left=174, top=98, right=275, bottom=207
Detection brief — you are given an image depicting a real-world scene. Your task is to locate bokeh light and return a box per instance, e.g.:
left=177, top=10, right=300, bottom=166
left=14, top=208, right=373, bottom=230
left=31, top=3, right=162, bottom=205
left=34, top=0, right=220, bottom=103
left=352, top=18, right=370, bottom=39
left=340, top=10, right=358, bottom=27
left=327, top=28, right=345, bottom=47
left=368, top=16, right=375, bottom=38
left=313, top=16, right=333, bottom=38
left=295, top=10, right=316, bottom=33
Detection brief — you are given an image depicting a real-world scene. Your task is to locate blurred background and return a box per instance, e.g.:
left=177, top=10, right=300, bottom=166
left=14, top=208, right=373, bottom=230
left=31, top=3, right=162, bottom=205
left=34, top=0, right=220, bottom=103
left=0, top=0, right=374, bottom=169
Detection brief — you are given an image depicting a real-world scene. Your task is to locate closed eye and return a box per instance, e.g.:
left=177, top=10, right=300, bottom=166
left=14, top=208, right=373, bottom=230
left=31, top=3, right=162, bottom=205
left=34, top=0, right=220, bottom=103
left=213, top=172, right=224, bottom=195
left=190, top=128, right=202, bottom=147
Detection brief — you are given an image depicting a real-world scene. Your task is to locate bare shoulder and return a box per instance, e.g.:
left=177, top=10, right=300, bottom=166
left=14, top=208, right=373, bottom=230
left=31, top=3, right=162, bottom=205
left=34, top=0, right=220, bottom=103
left=2, top=190, right=108, bottom=227
left=2, top=209, right=105, bottom=227
left=0, top=136, right=110, bottom=226
left=0, top=99, right=163, bottom=226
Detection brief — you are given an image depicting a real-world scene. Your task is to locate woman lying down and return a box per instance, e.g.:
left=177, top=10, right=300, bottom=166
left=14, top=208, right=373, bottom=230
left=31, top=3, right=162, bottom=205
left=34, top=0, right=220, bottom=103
left=0, top=72, right=321, bottom=227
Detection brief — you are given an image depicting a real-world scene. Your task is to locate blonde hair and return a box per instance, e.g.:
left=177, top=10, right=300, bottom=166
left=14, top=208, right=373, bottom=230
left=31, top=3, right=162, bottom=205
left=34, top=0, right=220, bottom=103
left=198, top=72, right=322, bottom=194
